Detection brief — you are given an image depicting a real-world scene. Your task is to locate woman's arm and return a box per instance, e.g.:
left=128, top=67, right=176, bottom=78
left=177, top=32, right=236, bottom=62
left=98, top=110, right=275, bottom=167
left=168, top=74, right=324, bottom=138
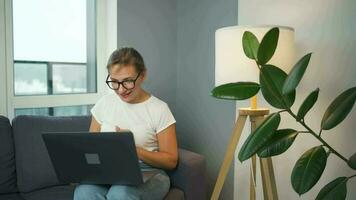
left=136, top=124, right=178, bottom=170
left=89, top=116, right=101, bottom=132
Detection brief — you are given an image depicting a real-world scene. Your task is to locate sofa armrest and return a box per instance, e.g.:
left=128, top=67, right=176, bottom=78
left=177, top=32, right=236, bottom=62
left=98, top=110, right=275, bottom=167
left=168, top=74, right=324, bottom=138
left=166, top=149, right=206, bottom=200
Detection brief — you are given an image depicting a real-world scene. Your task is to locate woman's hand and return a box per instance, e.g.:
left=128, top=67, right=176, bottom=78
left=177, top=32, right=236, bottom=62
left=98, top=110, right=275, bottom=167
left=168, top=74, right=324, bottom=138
left=89, top=117, right=101, bottom=132
left=115, top=126, right=129, bottom=133
left=136, top=146, right=144, bottom=160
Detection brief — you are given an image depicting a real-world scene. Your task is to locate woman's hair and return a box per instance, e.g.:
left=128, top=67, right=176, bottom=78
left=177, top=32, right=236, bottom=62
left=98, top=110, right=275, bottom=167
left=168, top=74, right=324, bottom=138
left=106, top=47, right=146, bottom=72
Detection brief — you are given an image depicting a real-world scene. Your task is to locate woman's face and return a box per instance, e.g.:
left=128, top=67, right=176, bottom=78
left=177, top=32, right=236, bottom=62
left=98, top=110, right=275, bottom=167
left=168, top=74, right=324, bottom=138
left=108, top=64, right=146, bottom=103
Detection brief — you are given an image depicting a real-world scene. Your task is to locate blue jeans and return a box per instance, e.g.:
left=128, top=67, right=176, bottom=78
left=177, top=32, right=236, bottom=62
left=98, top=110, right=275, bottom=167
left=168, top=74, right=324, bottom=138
left=74, top=163, right=170, bottom=200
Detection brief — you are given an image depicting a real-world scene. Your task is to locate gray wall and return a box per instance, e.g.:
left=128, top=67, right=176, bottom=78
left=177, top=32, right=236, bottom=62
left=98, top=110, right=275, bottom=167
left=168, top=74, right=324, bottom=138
left=176, top=0, right=238, bottom=199
left=117, top=0, right=177, bottom=112
left=237, top=0, right=356, bottom=199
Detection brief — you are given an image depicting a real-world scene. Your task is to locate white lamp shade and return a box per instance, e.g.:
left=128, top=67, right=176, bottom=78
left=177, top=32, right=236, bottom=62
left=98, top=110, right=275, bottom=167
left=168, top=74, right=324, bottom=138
left=215, top=25, right=295, bottom=86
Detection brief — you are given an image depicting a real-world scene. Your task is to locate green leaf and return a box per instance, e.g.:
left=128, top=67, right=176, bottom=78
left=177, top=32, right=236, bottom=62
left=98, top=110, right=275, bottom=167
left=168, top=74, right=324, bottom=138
left=238, top=113, right=280, bottom=162
left=258, top=129, right=298, bottom=157
left=297, top=88, right=320, bottom=120
left=291, top=146, right=327, bottom=195
left=242, top=31, right=259, bottom=59
left=321, top=87, right=356, bottom=130
left=348, top=153, right=356, bottom=170
left=260, top=65, right=296, bottom=109
left=257, top=27, right=279, bottom=65
left=211, top=82, right=260, bottom=100
left=282, top=53, right=312, bottom=95
left=316, top=177, right=347, bottom=200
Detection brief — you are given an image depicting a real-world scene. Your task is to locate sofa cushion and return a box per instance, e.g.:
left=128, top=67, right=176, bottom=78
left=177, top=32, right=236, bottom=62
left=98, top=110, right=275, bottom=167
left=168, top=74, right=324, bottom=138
left=0, top=116, right=18, bottom=194
left=167, top=149, right=206, bottom=200
left=20, top=185, right=74, bottom=200
left=164, top=188, right=184, bottom=200
left=12, top=115, right=91, bottom=193
left=0, top=193, right=24, bottom=200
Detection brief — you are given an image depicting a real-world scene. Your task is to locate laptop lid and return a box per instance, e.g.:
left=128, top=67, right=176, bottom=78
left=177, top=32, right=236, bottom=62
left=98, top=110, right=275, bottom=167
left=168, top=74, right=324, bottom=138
left=42, top=132, right=144, bottom=186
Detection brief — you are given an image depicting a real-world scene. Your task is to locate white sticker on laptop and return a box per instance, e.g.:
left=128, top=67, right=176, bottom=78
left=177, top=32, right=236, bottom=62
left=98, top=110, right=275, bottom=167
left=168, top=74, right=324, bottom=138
left=85, top=153, right=101, bottom=164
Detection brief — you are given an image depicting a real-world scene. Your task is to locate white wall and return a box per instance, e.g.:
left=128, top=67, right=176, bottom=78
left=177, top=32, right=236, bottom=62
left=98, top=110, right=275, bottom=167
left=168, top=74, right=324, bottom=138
left=235, top=0, right=356, bottom=199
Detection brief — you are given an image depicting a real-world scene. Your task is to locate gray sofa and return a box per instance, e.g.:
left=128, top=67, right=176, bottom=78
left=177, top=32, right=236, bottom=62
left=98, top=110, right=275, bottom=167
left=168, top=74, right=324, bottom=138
left=0, top=115, right=206, bottom=200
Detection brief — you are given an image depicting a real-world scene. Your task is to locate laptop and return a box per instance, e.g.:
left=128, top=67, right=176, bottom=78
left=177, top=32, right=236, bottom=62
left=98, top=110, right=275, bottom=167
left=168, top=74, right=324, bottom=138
left=42, top=131, right=158, bottom=186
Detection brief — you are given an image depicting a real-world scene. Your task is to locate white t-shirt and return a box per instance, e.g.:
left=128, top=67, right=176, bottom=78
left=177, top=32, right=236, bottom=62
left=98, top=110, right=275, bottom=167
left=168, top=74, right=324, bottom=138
left=91, top=92, right=176, bottom=152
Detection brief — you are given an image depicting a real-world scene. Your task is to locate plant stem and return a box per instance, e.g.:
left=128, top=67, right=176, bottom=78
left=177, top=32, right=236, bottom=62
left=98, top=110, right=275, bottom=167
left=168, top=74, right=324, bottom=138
left=298, top=131, right=310, bottom=133
left=349, top=174, right=356, bottom=179
left=277, top=109, right=289, bottom=114
left=287, top=109, right=349, bottom=163
left=318, top=129, right=322, bottom=137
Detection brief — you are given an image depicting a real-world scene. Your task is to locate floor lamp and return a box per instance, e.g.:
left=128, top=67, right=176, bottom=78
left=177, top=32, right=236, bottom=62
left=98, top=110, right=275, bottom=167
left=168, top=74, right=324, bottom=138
left=211, top=25, right=295, bottom=200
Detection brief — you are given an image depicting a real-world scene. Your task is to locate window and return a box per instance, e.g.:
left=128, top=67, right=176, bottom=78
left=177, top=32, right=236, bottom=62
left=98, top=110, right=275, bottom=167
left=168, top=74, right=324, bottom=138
left=15, top=105, right=93, bottom=117
left=13, top=0, right=96, bottom=97
left=0, top=0, right=117, bottom=119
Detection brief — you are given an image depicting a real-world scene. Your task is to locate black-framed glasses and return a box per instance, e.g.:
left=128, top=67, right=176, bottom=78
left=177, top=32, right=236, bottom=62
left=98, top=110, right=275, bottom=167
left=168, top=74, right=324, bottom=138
left=106, top=72, right=141, bottom=90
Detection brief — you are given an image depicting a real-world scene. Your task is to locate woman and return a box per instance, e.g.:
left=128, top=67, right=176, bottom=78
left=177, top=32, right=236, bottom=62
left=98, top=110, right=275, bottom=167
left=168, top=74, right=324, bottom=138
left=74, top=47, right=178, bottom=200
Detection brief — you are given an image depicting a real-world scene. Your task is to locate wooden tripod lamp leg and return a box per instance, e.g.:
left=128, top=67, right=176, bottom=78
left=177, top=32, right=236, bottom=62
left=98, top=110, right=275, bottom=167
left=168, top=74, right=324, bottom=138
left=249, top=115, right=260, bottom=200
left=211, top=115, right=247, bottom=200
left=260, top=158, right=278, bottom=200
left=249, top=155, right=257, bottom=200
left=254, top=115, right=278, bottom=200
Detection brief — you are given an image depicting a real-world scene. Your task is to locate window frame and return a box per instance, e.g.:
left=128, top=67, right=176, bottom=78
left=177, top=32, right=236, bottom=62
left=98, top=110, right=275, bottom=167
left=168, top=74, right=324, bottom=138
left=0, top=0, right=117, bottom=120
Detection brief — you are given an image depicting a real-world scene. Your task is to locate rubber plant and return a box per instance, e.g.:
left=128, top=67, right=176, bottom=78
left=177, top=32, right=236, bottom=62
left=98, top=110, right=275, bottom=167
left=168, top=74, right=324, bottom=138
left=211, top=27, right=356, bottom=199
